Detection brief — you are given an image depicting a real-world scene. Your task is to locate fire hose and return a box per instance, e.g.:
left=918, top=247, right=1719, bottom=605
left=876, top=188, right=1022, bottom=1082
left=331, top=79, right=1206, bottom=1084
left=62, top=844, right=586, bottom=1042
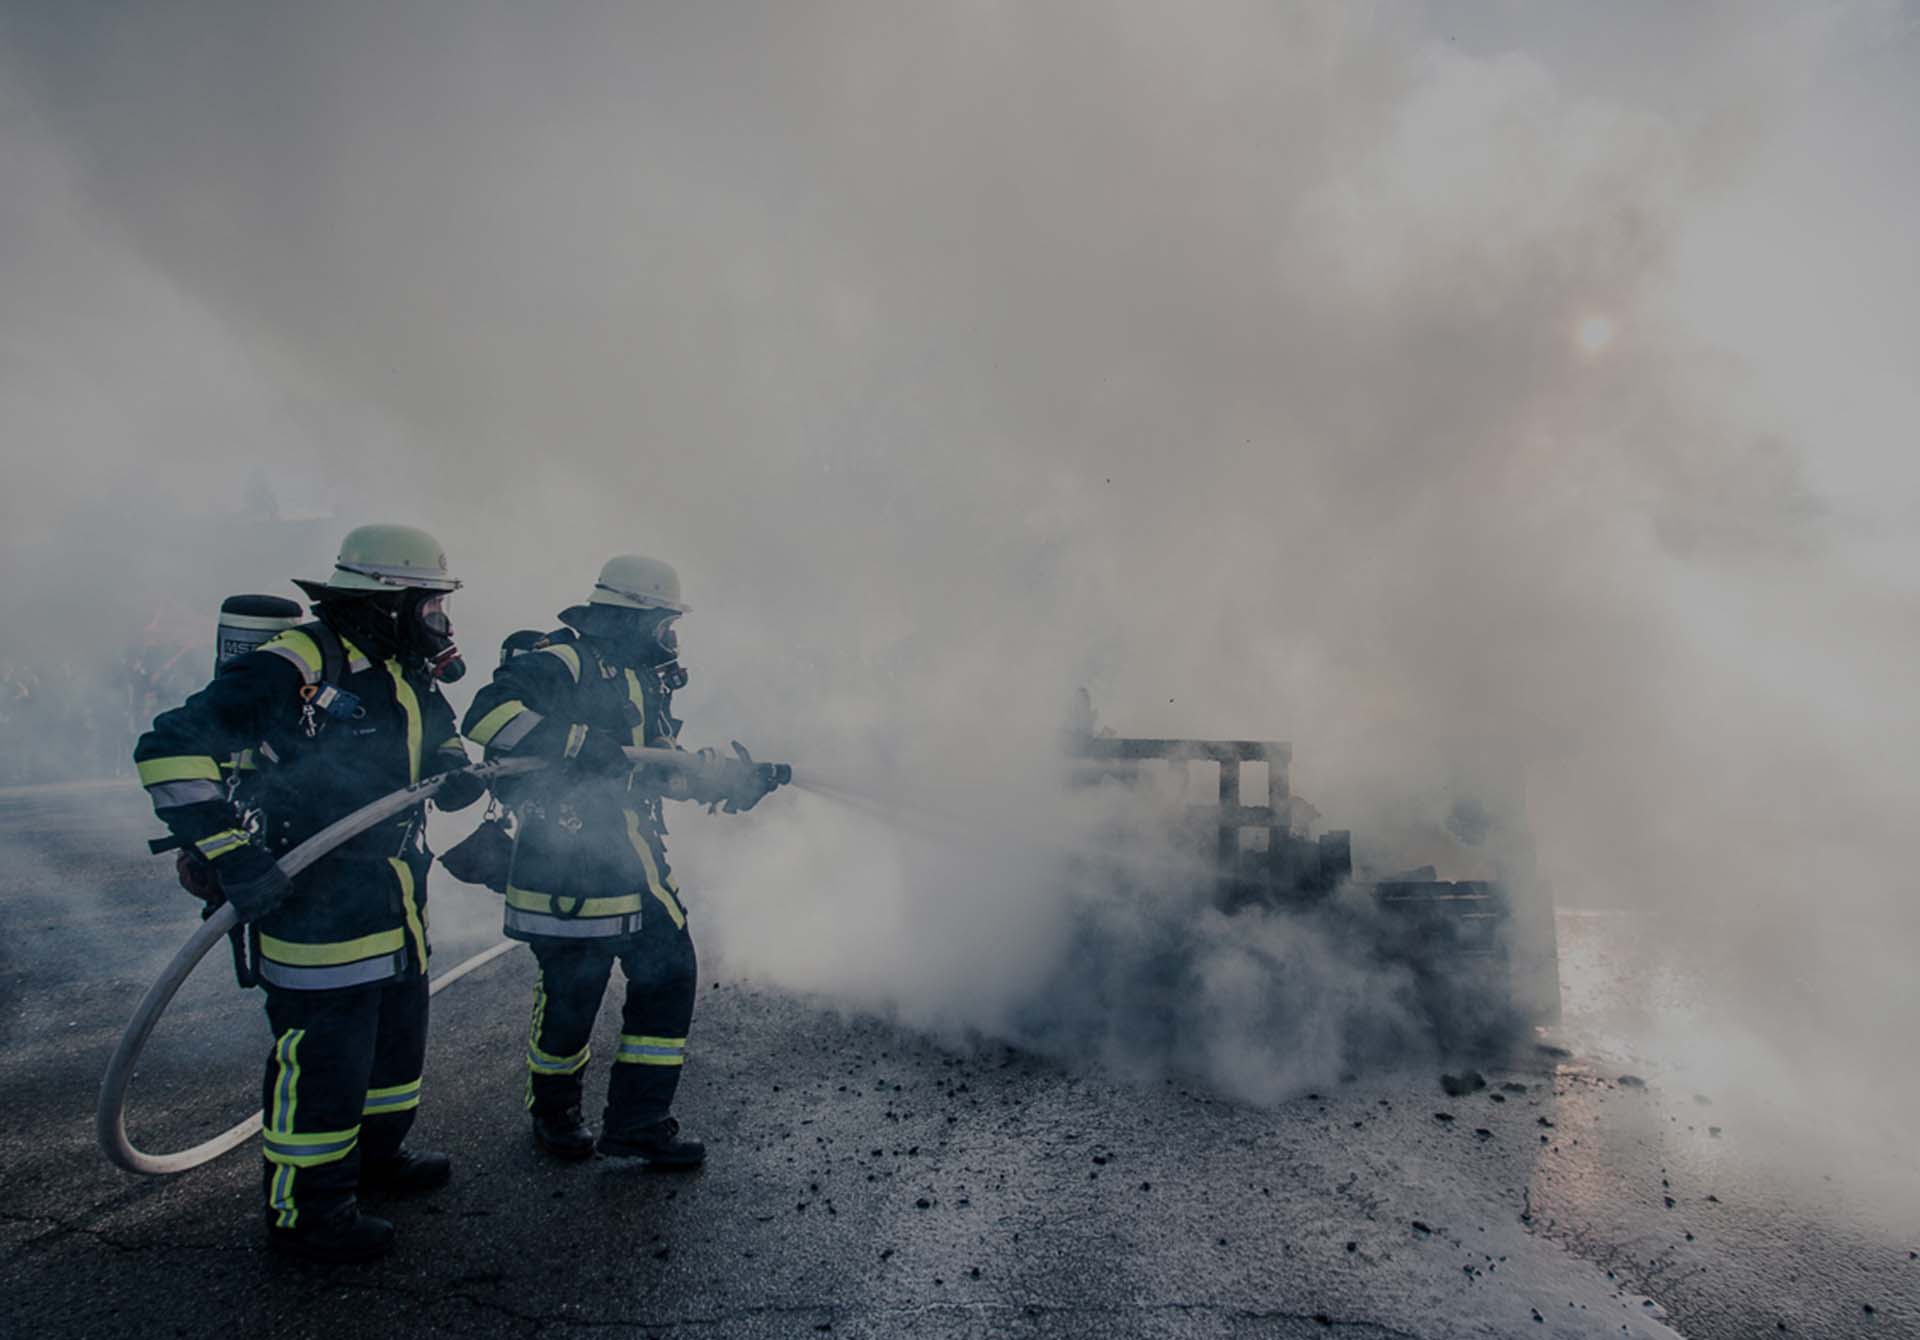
left=97, top=745, right=780, bottom=1176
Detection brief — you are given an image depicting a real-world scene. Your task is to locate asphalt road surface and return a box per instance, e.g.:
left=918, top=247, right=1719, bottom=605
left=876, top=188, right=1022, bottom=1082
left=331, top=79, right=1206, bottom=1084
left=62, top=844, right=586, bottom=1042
left=1, top=785, right=1912, bottom=1338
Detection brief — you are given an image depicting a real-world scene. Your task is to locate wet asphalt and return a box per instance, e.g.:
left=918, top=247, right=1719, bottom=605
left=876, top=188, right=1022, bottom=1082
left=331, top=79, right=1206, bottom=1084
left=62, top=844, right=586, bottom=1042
left=0, top=786, right=1912, bottom=1338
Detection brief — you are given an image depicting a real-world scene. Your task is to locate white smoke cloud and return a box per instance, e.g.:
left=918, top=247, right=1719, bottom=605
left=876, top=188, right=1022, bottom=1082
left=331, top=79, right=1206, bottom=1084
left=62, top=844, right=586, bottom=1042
left=3, top=2, right=1916, bottom=1177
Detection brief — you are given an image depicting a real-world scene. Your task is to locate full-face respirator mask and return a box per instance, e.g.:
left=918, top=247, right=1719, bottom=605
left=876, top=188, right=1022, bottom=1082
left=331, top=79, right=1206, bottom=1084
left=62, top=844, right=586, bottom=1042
left=317, top=590, right=466, bottom=683
left=403, top=590, right=466, bottom=683
left=649, top=616, right=688, bottom=692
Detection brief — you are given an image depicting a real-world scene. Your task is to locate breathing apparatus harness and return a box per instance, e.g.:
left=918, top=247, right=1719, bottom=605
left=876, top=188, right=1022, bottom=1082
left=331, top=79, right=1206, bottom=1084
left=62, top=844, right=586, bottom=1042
left=153, top=601, right=463, bottom=986
left=438, top=616, right=684, bottom=900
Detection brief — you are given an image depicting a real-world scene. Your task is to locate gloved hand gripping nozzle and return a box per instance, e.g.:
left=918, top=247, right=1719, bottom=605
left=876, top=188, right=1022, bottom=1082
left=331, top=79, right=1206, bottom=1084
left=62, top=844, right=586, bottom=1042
left=690, top=741, right=790, bottom=813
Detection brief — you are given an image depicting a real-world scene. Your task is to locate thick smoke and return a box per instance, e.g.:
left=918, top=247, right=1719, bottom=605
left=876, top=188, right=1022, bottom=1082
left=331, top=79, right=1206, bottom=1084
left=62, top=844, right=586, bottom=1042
left=3, top=3, right=1916, bottom=1160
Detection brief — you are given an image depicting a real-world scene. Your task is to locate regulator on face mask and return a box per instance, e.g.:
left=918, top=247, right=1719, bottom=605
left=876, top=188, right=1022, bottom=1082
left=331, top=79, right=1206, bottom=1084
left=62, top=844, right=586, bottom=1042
left=653, top=620, right=689, bottom=691
left=407, top=591, right=466, bottom=683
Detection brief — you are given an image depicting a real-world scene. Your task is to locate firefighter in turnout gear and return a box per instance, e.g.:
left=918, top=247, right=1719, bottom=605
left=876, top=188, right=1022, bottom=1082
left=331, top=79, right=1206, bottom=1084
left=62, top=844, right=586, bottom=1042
left=462, top=555, right=784, bottom=1164
left=133, top=525, right=486, bottom=1264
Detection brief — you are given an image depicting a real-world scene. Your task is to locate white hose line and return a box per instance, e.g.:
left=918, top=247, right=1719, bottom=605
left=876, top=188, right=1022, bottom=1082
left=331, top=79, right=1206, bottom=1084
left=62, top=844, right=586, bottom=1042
left=99, top=929, right=529, bottom=1175
left=96, top=747, right=708, bottom=1176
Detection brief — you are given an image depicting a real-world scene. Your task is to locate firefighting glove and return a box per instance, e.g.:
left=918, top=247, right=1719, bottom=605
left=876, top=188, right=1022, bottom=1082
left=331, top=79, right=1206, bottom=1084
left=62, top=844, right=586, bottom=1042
left=175, top=850, right=221, bottom=904
left=214, top=844, right=292, bottom=923
left=434, top=766, right=489, bottom=812
left=712, top=741, right=789, bottom=814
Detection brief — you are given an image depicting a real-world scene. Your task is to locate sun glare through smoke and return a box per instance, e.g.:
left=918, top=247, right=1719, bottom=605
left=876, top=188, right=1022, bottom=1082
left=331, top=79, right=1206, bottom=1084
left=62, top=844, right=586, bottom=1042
left=1575, top=314, right=1618, bottom=355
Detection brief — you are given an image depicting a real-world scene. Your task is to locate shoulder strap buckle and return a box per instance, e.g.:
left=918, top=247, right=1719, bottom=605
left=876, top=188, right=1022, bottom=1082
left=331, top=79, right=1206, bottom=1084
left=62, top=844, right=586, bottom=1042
left=293, top=622, right=362, bottom=732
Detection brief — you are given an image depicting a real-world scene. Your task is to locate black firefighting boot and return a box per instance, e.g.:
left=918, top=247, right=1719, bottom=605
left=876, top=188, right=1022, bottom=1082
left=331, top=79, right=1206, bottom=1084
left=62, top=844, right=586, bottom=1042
left=596, top=1116, right=706, bottom=1168
left=361, top=1147, right=452, bottom=1195
left=531, top=1105, right=596, bottom=1161
left=267, top=1203, right=396, bottom=1265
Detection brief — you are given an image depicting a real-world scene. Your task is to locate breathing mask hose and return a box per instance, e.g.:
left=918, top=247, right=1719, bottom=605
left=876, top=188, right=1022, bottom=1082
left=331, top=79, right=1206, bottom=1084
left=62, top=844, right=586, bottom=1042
left=98, top=746, right=787, bottom=1176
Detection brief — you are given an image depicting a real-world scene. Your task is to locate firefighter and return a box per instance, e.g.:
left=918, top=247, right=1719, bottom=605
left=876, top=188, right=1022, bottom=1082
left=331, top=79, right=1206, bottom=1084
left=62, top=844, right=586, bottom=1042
left=462, top=555, right=784, bottom=1165
left=133, top=525, right=487, bottom=1263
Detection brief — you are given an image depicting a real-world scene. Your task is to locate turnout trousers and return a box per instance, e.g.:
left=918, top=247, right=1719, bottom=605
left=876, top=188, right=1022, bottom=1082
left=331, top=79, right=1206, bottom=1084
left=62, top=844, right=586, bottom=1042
left=259, top=972, right=428, bottom=1228
left=523, top=909, right=697, bottom=1135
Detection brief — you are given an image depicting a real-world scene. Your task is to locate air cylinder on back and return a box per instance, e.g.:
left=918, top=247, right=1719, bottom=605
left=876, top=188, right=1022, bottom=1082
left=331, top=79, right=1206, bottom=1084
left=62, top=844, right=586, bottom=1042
left=216, top=594, right=304, bottom=670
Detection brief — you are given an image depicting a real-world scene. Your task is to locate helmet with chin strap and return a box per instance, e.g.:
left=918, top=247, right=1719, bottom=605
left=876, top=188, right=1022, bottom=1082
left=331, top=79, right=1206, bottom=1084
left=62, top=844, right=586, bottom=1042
left=297, top=524, right=461, bottom=596
left=561, top=555, right=689, bottom=689
left=585, top=554, right=686, bottom=613
left=294, top=525, right=466, bottom=681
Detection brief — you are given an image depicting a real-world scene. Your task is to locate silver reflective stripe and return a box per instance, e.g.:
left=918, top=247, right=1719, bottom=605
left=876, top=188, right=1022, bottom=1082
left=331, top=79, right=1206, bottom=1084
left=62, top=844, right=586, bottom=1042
left=257, top=951, right=405, bottom=990
left=490, top=707, right=544, bottom=751
left=363, top=1091, right=418, bottom=1113
left=262, top=1134, right=357, bottom=1161
left=220, top=612, right=301, bottom=632
left=503, top=906, right=642, bottom=939
left=526, top=1045, right=590, bottom=1075
left=618, top=1041, right=682, bottom=1060
left=146, top=779, right=224, bottom=808
left=195, top=829, right=250, bottom=860
left=261, top=642, right=321, bottom=684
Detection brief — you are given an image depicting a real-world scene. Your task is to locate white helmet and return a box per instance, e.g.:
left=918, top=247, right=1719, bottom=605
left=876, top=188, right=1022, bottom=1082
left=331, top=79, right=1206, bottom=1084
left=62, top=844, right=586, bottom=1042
left=586, top=554, right=688, bottom=613
left=306, top=524, right=461, bottom=594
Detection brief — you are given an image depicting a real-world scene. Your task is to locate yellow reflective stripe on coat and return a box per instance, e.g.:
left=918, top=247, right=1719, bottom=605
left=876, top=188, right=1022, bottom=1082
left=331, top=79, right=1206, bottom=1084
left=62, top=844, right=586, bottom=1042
left=616, top=1034, right=686, bottom=1066
left=194, top=829, right=250, bottom=860
left=468, top=699, right=531, bottom=747
left=391, top=857, right=428, bottom=967
left=625, top=810, right=685, bottom=929
left=540, top=643, right=583, bottom=681
left=363, top=1078, right=422, bottom=1115
left=623, top=670, right=650, bottom=747
left=505, top=886, right=645, bottom=918
left=259, top=927, right=406, bottom=967
left=136, top=755, right=223, bottom=786
left=261, top=629, right=323, bottom=679
left=562, top=723, right=589, bottom=759
left=384, top=660, right=423, bottom=783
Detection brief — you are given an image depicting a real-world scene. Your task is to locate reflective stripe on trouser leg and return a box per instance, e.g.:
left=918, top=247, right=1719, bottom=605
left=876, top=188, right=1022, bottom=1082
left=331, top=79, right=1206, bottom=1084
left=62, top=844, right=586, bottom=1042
left=260, top=984, right=385, bottom=1228
left=360, top=973, right=430, bottom=1167
left=261, top=1029, right=362, bottom=1226
left=604, top=908, right=698, bottom=1133
left=523, top=942, right=615, bottom=1113
left=616, top=1035, right=685, bottom=1065
left=363, top=1079, right=421, bottom=1114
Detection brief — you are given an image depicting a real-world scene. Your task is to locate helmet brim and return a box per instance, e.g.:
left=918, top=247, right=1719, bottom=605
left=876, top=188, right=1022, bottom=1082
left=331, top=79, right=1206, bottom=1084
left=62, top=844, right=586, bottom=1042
left=586, top=584, right=689, bottom=614
left=297, top=569, right=460, bottom=596
left=321, top=563, right=460, bottom=593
